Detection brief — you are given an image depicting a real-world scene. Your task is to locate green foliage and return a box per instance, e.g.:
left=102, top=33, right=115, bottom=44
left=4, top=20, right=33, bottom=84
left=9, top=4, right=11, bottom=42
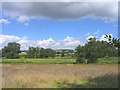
left=76, top=58, right=86, bottom=64
left=2, top=42, right=20, bottom=59
left=27, top=47, right=56, bottom=58
left=75, top=36, right=118, bottom=64
left=61, top=50, right=65, bottom=57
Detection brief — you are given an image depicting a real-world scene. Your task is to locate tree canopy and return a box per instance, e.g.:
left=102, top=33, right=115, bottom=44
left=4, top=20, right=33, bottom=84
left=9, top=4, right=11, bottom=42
left=27, top=47, right=56, bottom=58
left=2, top=42, right=20, bottom=59
left=75, top=35, right=118, bottom=63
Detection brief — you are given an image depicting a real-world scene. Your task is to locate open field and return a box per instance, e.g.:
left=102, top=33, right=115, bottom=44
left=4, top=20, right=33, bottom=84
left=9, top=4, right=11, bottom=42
left=1, top=58, right=76, bottom=64
left=2, top=64, right=118, bottom=88
left=1, top=57, right=118, bottom=64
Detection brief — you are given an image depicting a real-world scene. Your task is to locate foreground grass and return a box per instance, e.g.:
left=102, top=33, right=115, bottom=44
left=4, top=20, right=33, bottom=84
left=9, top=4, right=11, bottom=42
left=2, top=64, right=118, bottom=88
left=1, top=57, right=118, bottom=64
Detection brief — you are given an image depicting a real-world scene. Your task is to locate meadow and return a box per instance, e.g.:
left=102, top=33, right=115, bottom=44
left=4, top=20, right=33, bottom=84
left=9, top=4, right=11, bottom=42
left=2, top=64, right=118, bottom=88
left=1, top=57, right=118, bottom=64
left=1, top=49, right=119, bottom=88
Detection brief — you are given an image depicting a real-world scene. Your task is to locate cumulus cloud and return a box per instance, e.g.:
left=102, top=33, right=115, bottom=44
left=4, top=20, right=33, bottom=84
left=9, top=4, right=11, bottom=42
left=64, top=41, right=81, bottom=46
left=18, top=39, right=36, bottom=50
left=0, top=19, right=10, bottom=24
left=52, top=42, right=60, bottom=47
left=2, top=2, right=118, bottom=22
left=24, top=23, right=29, bottom=26
left=63, top=36, right=74, bottom=42
left=63, top=36, right=81, bottom=47
left=18, top=37, right=61, bottom=50
left=0, top=35, right=83, bottom=50
left=0, top=34, right=115, bottom=50
left=0, top=34, right=21, bottom=49
left=37, top=38, right=55, bottom=47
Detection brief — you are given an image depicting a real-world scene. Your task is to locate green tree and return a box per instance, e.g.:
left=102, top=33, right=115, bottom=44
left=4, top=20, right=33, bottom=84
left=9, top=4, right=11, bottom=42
left=61, top=50, right=65, bottom=58
left=2, top=42, right=20, bottom=59
left=75, top=35, right=118, bottom=64
left=75, top=45, right=86, bottom=63
left=27, top=47, right=41, bottom=58
left=39, top=48, right=45, bottom=58
left=27, top=47, right=35, bottom=58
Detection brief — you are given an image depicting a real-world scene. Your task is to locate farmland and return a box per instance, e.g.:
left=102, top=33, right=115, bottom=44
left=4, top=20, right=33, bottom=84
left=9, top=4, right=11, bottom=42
left=2, top=64, right=118, bottom=88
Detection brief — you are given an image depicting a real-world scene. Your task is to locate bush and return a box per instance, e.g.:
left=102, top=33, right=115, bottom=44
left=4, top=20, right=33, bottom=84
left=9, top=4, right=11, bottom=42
left=76, top=57, right=86, bottom=64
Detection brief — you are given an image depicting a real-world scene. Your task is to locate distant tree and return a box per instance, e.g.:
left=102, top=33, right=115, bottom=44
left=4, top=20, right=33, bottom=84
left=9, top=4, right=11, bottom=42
left=2, top=42, right=20, bottom=59
left=61, top=50, right=65, bottom=57
left=27, top=47, right=35, bottom=58
left=35, top=47, right=41, bottom=58
left=26, top=47, right=55, bottom=58
left=39, top=48, right=45, bottom=58
left=49, top=49, right=56, bottom=58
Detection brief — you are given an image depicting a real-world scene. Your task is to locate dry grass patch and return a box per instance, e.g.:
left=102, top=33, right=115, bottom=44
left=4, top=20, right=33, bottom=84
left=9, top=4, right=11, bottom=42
left=2, top=64, right=118, bottom=88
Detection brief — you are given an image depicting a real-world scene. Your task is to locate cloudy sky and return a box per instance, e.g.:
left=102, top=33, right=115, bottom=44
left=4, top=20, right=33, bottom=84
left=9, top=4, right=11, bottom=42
left=0, top=1, right=118, bottom=50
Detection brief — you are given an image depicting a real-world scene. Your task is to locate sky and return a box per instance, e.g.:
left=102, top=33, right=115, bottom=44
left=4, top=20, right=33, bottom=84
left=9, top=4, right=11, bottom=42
left=0, top=1, right=119, bottom=50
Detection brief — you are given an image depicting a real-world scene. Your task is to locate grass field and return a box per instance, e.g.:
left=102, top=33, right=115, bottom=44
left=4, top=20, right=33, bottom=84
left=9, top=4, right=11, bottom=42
left=2, top=64, right=118, bottom=88
left=1, top=58, right=76, bottom=64
left=1, top=57, right=118, bottom=88
left=1, top=57, right=118, bottom=64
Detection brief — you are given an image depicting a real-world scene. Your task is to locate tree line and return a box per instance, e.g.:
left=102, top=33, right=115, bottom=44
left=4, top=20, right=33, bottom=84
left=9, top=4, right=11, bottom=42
left=2, top=44, right=56, bottom=59
left=1, top=34, right=120, bottom=64
left=27, top=47, right=56, bottom=58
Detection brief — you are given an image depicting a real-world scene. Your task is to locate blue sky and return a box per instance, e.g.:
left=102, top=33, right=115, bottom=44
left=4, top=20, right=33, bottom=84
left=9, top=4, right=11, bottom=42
left=2, top=18, right=118, bottom=42
left=0, top=2, right=118, bottom=50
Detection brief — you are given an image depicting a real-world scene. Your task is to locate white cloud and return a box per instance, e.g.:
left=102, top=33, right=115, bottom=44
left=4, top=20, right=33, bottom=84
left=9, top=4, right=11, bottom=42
left=18, top=39, right=36, bottom=50
left=85, top=33, right=90, bottom=36
left=63, top=36, right=81, bottom=47
left=24, top=23, right=29, bottom=26
left=37, top=38, right=55, bottom=47
left=0, top=34, right=21, bottom=49
left=64, top=41, right=81, bottom=46
left=0, top=34, right=115, bottom=50
left=0, top=19, right=10, bottom=24
left=37, top=38, right=61, bottom=49
left=3, top=2, right=118, bottom=22
left=63, top=36, right=74, bottom=42
left=94, top=29, right=100, bottom=35
left=86, top=35, right=98, bottom=42
left=52, top=42, right=60, bottom=47
left=0, top=35, right=83, bottom=50
left=17, top=16, right=29, bottom=22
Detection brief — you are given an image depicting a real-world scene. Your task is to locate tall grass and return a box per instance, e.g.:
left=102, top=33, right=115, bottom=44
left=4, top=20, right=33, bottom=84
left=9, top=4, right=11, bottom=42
left=2, top=64, right=118, bottom=88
